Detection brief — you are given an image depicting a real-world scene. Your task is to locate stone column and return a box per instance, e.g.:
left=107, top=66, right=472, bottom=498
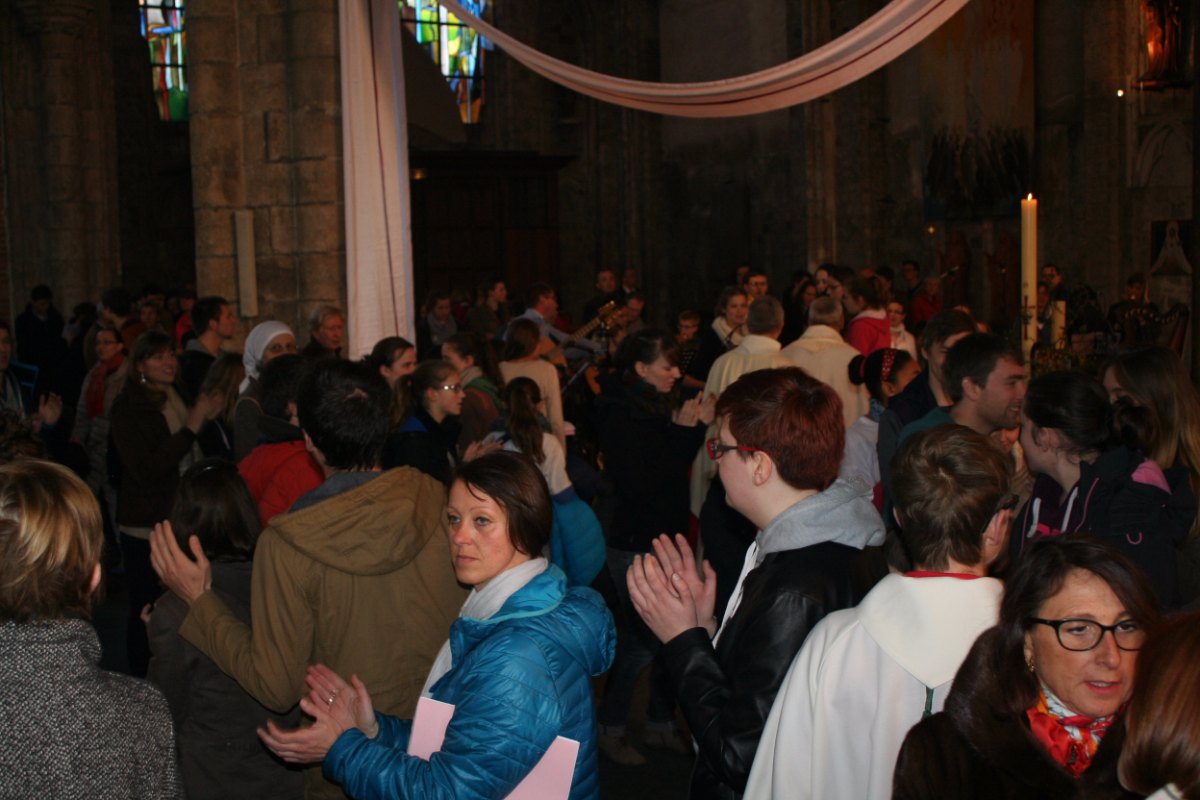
left=11, top=0, right=119, bottom=308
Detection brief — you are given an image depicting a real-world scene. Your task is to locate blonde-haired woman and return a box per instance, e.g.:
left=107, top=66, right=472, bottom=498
left=0, top=460, right=181, bottom=798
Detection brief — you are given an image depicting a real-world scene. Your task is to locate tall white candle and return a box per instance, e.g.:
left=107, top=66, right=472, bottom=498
left=1020, top=194, right=1038, bottom=358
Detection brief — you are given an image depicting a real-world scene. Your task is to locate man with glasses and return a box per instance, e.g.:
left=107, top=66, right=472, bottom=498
left=746, top=424, right=1014, bottom=800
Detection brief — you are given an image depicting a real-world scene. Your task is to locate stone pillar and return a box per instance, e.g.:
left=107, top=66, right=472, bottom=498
left=7, top=0, right=120, bottom=310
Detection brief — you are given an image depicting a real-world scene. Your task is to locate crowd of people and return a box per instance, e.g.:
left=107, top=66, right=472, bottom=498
left=1, top=263, right=1199, bottom=800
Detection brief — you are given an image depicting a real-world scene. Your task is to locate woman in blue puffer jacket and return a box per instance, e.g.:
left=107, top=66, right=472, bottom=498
left=260, top=451, right=616, bottom=800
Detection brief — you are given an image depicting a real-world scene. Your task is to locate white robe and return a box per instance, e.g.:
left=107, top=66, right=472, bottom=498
left=744, top=573, right=1003, bottom=800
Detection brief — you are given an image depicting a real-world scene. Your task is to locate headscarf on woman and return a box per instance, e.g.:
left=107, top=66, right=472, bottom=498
left=240, top=321, right=293, bottom=393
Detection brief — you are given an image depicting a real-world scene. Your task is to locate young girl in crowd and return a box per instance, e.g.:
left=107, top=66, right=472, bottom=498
left=366, top=336, right=418, bottom=427
left=486, top=377, right=605, bottom=586
left=499, top=319, right=566, bottom=449
left=381, top=360, right=464, bottom=485
left=1103, top=346, right=1200, bottom=606
left=841, top=347, right=920, bottom=504
left=1012, top=371, right=1182, bottom=607
left=147, top=459, right=303, bottom=800
left=442, top=332, right=503, bottom=450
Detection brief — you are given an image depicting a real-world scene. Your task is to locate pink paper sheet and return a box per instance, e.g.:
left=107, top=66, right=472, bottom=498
left=408, top=696, right=579, bottom=800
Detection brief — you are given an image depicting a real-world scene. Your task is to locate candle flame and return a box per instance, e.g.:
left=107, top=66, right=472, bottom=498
left=1116, top=89, right=1125, bottom=97
left=1026, top=193, right=1033, bottom=201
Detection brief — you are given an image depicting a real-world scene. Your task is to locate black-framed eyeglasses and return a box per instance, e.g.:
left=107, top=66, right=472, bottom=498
left=706, top=437, right=765, bottom=461
left=1027, top=617, right=1145, bottom=652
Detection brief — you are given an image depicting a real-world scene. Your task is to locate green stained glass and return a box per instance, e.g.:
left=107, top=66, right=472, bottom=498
left=401, top=0, right=489, bottom=124
left=139, top=0, right=188, bottom=121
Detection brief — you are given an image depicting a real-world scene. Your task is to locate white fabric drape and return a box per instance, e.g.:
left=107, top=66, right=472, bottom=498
left=437, top=0, right=969, bottom=118
left=340, top=0, right=415, bottom=358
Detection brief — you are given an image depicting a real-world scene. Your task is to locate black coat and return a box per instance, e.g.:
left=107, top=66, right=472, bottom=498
left=381, top=407, right=461, bottom=486
left=659, top=542, right=879, bottom=800
left=109, top=384, right=197, bottom=527
left=894, top=628, right=1137, bottom=800
left=594, top=375, right=705, bottom=552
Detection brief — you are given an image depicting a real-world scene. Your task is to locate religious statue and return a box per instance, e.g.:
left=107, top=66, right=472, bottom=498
left=1137, top=0, right=1189, bottom=88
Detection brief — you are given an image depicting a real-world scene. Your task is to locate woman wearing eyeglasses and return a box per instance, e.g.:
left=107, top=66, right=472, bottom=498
left=624, top=367, right=884, bottom=799
left=1012, top=371, right=1182, bottom=608
left=381, top=360, right=465, bottom=486
left=894, top=537, right=1163, bottom=799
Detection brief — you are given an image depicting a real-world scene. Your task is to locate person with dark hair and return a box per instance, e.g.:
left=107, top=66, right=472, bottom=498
left=582, top=267, right=621, bottom=322
left=686, top=287, right=750, bottom=386
left=365, top=335, right=418, bottom=427
left=100, top=287, right=142, bottom=351
left=180, top=295, right=236, bottom=402
left=1118, top=610, right=1200, bottom=798
left=876, top=309, right=977, bottom=512
left=15, top=283, right=66, bottom=378
left=111, top=329, right=224, bottom=675
left=416, top=290, right=457, bottom=360
left=1103, top=347, right=1200, bottom=605
left=465, top=277, right=510, bottom=338
left=841, top=347, right=921, bottom=498
left=381, top=359, right=465, bottom=485
left=0, top=460, right=182, bottom=799
left=748, top=425, right=1013, bottom=800
left=908, top=274, right=943, bottom=331
left=897, top=331, right=1026, bottom=447
left=173, top=288, right=198, bottom=349
left=0, top=320, right=63, bottom=429
left=147, top=459, right=304, bottom=800
left=442, top=332, right=502, bottom=450
left=594, top=328, right=714, bottom=765
left=625, top=366, right=885, bottom=799
left=70, top=326, right=128, bottom=522
left=511, top=282, right=602, bottom=359
left=236, top=353, right=323, bottom=526
left=150, top=357, right=465, bottom=800
left=744, top=270, right=770, bottom=300
left=894, top=538, right=1163, bottom=799
left=1012, top=371, right=1182, bottom=607
left=499, top=317, right=566, bottom=449
left=484, top=377, right=606, bottom=587
left=886, top=300, right=918, bottom=359
left=259, top=451, right=616, bottom=799
left=842, top=275, right=891, bottom=356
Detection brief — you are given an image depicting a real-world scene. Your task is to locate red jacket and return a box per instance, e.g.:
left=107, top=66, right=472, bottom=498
left=238, top=440, right=323, bottom=527
left=844, top=312, right=891, bottom=356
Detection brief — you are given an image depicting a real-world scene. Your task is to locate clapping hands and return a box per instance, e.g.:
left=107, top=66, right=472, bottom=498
left=627, top=533, right=719, bottom=643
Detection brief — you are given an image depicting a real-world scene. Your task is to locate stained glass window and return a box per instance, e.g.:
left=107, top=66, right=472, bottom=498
left=400, top=1, right=490, bottom=124
left=139, top=0, right=188, bottom=121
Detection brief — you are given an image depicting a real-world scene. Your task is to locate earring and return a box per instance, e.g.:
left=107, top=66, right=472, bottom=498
left=1027, top=659, right=1036, bottom=673
left=139, top=371, right=147, bottom=385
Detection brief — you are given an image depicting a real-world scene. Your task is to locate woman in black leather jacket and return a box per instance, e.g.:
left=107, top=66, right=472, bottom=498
left=627, top=367, right=886, bottom=799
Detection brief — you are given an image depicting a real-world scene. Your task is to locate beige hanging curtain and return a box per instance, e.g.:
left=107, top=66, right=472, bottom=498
left=437, top=0, right=969, bottom=117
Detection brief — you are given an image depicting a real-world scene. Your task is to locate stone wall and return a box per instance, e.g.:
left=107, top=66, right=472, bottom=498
left=188, top=0, right=343, bottom=340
